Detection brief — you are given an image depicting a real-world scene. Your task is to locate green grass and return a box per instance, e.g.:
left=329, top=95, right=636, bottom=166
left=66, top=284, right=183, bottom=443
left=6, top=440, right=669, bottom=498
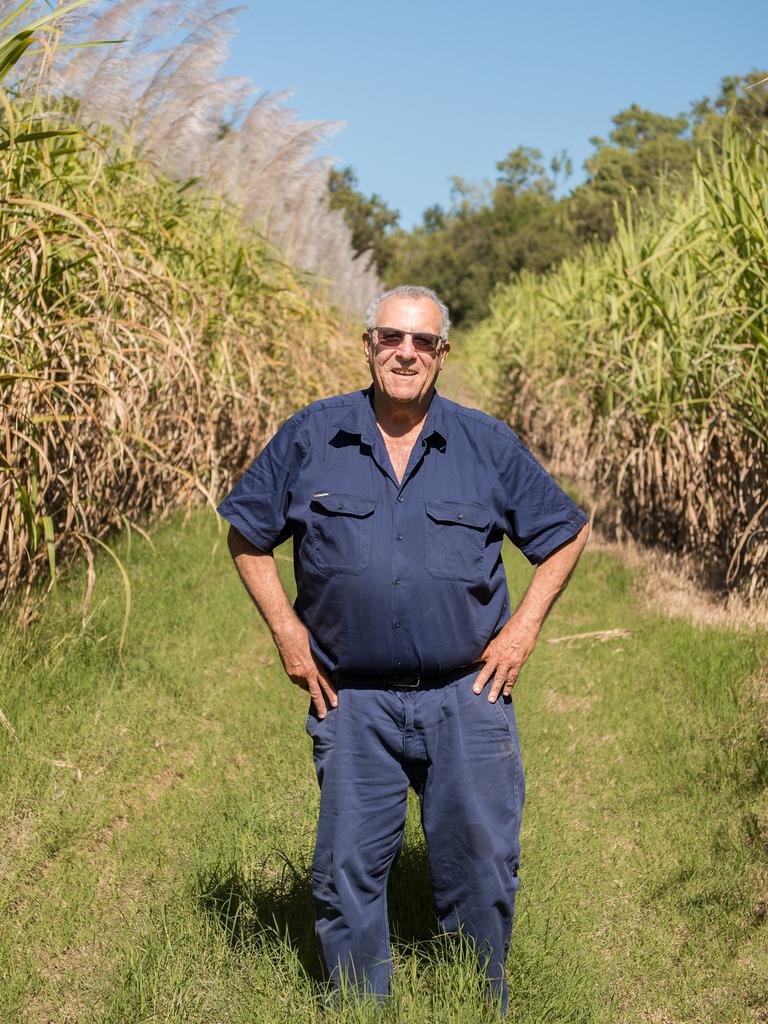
left=1, top=510, right=766, bottom=1023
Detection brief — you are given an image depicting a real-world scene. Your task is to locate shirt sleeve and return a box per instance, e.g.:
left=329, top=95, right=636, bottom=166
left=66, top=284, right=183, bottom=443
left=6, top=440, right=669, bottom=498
left=500, top=429, right=589, bottom=564
left=215, top=414, right=302, bottom=552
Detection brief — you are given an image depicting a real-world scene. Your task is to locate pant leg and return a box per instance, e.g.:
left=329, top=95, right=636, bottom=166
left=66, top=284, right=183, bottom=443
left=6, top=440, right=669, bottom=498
left=306, top=688, right=410, bottom=1000
left=417, top=675, right=525, bottom=1015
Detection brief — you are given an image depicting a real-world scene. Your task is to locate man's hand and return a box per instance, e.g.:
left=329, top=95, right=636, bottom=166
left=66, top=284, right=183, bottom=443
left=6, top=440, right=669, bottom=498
left=472, top=521, right=590, bottom=702
left=227, top=526, right=337, bottom=718
left=472, top=617, right=540, bottom=701
left=276, top=621, right=338, bottom=719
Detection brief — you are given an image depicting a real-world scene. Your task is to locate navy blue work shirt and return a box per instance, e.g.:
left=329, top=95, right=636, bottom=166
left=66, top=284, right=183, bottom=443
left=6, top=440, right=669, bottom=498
left=216, top=385, right=588, bottom=677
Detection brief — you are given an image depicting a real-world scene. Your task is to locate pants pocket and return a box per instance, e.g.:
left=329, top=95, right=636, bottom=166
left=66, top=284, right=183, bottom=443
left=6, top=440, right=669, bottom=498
left=305, top=701, right=338, bottom=788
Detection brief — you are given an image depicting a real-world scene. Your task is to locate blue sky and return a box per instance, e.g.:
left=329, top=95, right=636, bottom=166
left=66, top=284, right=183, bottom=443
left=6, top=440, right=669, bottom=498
left=224, top=1, right=766, bottom=229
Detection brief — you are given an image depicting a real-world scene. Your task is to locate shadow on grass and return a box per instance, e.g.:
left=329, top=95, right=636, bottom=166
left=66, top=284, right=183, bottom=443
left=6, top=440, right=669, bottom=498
left=196, top=838, right=440, bottom=980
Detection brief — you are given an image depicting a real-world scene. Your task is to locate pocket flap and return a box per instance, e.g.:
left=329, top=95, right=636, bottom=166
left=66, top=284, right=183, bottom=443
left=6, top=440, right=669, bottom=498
left=311, top=492, right=376, bottom=518
left=425, top=500, right=490, bottom=529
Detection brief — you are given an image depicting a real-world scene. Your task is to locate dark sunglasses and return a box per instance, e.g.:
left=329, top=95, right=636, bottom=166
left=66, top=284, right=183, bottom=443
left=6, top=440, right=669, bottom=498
left=372, top=327, right=444, bottom=352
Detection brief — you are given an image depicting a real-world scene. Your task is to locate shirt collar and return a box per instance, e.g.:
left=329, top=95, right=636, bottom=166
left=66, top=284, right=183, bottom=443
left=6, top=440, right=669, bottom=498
left=330, top=386, right=448, bottom=451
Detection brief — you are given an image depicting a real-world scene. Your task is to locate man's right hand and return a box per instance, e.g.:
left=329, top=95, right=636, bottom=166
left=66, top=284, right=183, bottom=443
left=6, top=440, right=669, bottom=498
left=276, top=623, right=338, bottom=718
left=226, top=528, right=338, bottom=719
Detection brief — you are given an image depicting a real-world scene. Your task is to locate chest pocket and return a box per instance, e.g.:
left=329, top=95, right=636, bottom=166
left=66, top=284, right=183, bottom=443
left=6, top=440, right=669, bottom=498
left=309, top=493, right=377, bottom=575
left=425, top=500, right=490, bottom=582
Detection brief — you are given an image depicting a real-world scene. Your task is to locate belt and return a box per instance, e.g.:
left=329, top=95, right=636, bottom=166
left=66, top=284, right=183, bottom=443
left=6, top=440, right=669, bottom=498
left=333, top=662, right=483, bottom=692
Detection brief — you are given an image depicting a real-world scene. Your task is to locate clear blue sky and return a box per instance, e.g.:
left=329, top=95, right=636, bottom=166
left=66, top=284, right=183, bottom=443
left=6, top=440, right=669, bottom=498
left=224, top=0, right=765, bottom=229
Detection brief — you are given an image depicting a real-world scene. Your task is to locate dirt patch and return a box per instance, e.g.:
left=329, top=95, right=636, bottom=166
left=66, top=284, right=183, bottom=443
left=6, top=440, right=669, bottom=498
left=588, top=531, right=768, bottom=631
left=0, top=810, right=41, bottom=893
left=92, top=744, right=198, bottom=842
left=543, top=688, right=594, bottom=715
left=21, top=938, right=112, bottom=1024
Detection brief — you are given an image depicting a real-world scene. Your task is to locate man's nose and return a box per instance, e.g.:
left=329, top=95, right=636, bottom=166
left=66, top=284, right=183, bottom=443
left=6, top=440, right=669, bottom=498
left=395, top=333, right=417, bottom=358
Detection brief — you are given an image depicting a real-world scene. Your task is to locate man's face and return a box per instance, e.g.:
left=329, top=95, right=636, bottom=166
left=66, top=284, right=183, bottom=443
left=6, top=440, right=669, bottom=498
left=362, top=296, right=450, bottom=408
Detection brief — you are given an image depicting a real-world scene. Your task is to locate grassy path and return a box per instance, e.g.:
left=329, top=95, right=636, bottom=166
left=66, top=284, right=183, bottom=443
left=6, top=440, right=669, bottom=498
left=1, top=507, right=767, bottom=1023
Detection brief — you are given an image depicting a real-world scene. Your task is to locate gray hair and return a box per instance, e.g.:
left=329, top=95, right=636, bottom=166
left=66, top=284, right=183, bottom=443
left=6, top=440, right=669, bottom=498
left=365, top=285, right=451, bottom=339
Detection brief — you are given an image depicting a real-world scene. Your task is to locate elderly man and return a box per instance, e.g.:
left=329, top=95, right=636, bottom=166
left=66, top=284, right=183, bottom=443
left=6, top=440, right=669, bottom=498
left=216, top=284, right=589, bottom=1014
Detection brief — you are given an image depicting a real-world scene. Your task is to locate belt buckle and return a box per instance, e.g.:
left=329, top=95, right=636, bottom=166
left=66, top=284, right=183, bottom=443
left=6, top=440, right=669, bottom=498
left=391, top=673, right=420, bottom=691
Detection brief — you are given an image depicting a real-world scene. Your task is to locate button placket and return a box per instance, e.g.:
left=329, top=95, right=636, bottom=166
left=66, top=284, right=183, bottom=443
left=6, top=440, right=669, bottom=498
left=392, top=489, right=408, bottom=666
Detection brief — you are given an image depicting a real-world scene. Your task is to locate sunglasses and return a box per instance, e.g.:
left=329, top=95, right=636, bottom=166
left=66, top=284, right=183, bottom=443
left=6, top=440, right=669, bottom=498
left=372, top=327, right=444, bottom=353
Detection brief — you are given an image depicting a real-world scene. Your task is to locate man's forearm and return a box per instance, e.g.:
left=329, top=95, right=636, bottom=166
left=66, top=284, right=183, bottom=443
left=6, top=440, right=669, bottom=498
left=473, top=520, right=590, bottom=699
left=226, top=526, right=303, bottom=647
left=226, top=525, right=337, bottom=714
left=514, top=521, right=590, bottom=629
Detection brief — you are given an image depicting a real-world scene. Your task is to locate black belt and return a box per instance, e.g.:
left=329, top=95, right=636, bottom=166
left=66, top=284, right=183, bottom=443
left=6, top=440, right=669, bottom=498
left=333, top=662, right=483, bottom=692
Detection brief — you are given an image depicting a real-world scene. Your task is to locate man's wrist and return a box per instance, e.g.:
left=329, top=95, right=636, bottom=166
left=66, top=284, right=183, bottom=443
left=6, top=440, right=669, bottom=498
left=508, top=607, right=545, bottom=634
left=271, top=612, right=307, bottom=649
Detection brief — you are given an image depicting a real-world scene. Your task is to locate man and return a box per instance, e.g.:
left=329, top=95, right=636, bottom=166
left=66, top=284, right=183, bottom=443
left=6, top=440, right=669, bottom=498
left=217, top=284, right=589, bottom=1014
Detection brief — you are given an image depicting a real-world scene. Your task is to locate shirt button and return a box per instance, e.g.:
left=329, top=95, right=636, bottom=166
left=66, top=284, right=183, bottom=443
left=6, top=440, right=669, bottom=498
left=396, top=533, right=403, bottom=541
left=457, top=512, right=464, bottom=520
left=396, top=496, right=404, bottom=503
left=393, top=621, right=401, bottom=629
left=394, top=578, right=401, bottom=586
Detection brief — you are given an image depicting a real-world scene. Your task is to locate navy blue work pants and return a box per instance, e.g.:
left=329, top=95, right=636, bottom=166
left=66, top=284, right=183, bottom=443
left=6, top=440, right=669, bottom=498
left=305, top=666, right=525, bottom=1013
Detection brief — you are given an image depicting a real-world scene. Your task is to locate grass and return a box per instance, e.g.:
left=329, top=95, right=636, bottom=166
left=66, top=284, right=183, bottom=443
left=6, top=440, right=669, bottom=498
left=1, top=508, right=767, bottom=1023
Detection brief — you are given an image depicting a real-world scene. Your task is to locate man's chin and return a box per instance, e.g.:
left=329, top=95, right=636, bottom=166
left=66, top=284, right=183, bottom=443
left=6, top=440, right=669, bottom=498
left=387, top=391, right=426, bottom=405
left=384, top=379, right=428, bottom=401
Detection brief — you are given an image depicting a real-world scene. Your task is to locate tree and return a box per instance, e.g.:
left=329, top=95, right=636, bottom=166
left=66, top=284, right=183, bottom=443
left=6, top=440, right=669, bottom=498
left=327, top=166, right=399, bottom=276
left=495, top=146, right=553, bottom=196
left=713, top=70, right=768, bottom=132
left=567, top=104, right=697, bottom=241
left=383, top=147, right=573, bottom=325
left=355, top=68, right=768, bottom=325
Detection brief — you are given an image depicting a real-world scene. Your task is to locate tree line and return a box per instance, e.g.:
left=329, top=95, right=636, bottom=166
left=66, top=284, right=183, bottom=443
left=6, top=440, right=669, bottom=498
left=328, top=71, right=768, bottom=326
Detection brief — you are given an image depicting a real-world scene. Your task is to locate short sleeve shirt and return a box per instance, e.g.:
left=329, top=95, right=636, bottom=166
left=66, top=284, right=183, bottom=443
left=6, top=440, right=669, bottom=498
left=216, top=386, right=588, bottom=676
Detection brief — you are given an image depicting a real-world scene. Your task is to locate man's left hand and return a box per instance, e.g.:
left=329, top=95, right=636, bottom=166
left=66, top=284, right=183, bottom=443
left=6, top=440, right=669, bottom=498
left=472, top=617, right=540, bottom=702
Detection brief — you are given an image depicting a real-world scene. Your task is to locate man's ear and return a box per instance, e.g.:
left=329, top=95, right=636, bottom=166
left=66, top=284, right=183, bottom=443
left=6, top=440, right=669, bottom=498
left=362, top=332, right=372, bottom=360
left=439, top=340, right=451, bottom=365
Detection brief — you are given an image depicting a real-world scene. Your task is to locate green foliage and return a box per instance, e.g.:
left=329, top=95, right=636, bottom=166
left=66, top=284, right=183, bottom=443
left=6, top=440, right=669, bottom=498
left=567, top=71, right=768, bottom=243
left=384, top=147, right=574, bottom=326
left=710, top=69, right=768, bottom=131
left=472, top=122, right=768, bottom=597
left=328, top=165, right=400, bottom=275
left=568, top=104, right=696, bottom=241
left=1, top=34, right=357, bottom=612
left=334, top=70, right=768, bottom=328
